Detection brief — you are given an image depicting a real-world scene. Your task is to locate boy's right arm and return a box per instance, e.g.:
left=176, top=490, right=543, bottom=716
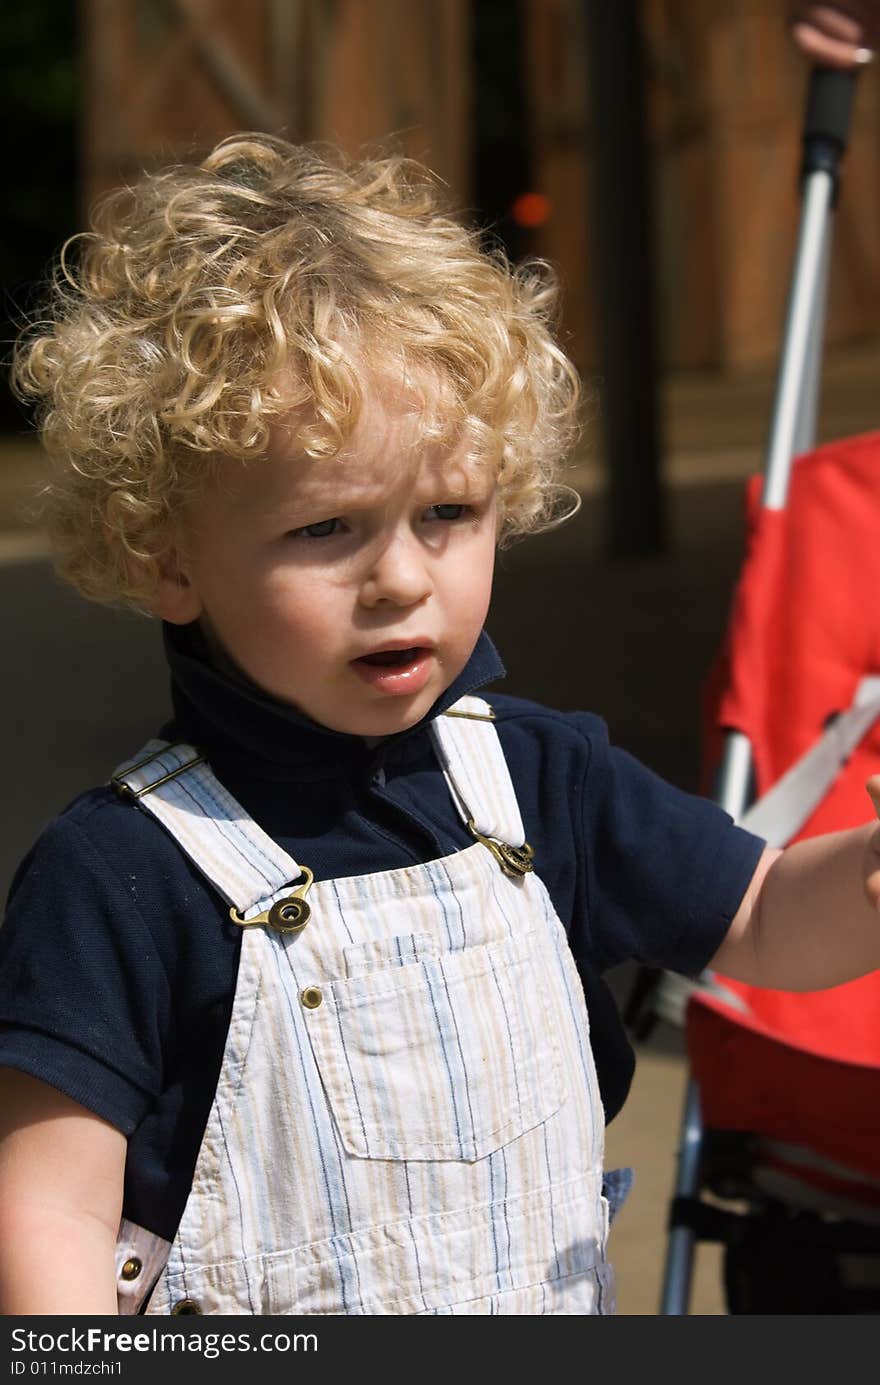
left=0, top=1068, right=126, bottom=1315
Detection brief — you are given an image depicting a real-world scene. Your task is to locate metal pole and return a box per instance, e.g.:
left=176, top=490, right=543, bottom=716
left=762, top=170, right=835, bottom=509
left=583, top=0, right=663, bottom=558
left=716, top=730, right=755, bottom=823
left=660, top=1079, right=703, bottom=1315
left=792, top=225, right=831, bottom=459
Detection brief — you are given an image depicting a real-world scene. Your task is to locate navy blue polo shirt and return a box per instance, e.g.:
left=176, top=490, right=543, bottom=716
left=0, top=623, right=765, bottom=1242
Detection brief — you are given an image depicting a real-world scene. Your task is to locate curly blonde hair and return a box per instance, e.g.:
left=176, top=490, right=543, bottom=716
left=12, top=133, right=582, bottom=610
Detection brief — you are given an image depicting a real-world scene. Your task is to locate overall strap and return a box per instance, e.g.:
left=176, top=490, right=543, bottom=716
left=429, top=696, right=528, bottom=849
left=111, top=740, right=306, bottom=921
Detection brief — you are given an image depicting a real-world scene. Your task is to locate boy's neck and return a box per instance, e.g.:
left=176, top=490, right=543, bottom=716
left=162, top=620, right=506, bottom=770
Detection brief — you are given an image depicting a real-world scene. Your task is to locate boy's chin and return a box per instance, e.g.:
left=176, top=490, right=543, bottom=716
left=315, top=689, right=444, bottom=739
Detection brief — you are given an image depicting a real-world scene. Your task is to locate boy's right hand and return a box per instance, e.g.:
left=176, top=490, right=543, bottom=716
left=789, top=3, right=880, bottom=65
left=0, top=1068, right=126, bottom=1314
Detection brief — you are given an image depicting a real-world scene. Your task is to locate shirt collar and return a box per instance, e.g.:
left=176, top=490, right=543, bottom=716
left=162, top=621, right=506, bottom=777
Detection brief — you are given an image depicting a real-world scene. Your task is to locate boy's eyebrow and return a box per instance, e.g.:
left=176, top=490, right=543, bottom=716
left=441, top=476, right=498, bottom=504
left=418, top=476, right=499, bottom=505
left=271, top=492, right=493, bottom=527
left=272, top=470, right=496, bottom=514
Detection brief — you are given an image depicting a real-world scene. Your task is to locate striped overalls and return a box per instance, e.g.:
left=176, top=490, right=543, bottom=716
left=112, top=696, right=615, bottom=1315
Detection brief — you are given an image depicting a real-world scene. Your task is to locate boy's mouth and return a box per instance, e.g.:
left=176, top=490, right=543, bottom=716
left=350, top=645, right=435, bottom=696
left=357, top=647, right=423, bottom=667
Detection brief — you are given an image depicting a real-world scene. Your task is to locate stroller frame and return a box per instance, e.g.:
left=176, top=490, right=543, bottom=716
left=658, top=65, right=880, bottom=1315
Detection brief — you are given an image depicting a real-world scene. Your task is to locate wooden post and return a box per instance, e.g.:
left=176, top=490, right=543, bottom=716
left=584, top=0, right=664, bottom=556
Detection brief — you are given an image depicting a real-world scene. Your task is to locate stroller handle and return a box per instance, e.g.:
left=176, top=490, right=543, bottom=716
left=802, top=66, right=859, bottom=190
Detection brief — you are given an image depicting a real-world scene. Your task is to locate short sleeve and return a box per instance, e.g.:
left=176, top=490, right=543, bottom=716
left=584, top=725, right=766, bottom=976
left=0, top=811, right=171, bottom=1133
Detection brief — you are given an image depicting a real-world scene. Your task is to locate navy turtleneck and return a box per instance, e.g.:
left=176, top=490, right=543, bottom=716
left=162, top=622, right=507, bottom=778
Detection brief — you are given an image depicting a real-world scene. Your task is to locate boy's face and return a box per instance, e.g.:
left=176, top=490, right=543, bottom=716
left=159, top=387, right=498, bottom=737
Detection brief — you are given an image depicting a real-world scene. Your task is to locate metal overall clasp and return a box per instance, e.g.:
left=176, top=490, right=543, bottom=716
left=229, top=867, right=315, bottom=934
left=467, top=819, right=534, bottom=877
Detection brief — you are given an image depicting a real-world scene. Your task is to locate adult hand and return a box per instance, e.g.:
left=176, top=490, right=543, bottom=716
left=790, top=3, right=880, bottom=65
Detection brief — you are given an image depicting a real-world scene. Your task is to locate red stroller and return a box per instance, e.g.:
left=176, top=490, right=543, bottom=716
left=650, top=67, right=880, bottom=1314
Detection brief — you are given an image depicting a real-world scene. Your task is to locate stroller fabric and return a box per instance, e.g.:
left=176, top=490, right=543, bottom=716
left=693, top=430, right=880, bottom=1198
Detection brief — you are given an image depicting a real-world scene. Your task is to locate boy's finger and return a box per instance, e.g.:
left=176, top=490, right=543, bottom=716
left=864, top=818, right=880, bottom=908
left=866, top=775, right=880, bottom=811
left=865, top=850, right=880, bottom=909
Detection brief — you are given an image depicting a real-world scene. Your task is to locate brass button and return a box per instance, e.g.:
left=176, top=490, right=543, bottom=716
left=301, top=985, right=323, bottom=1009
left=171, top=1298, right=202, bottom=1315
left=268, top=896, right=310, bottom=932
left=120, top=1257, right=142, bottom=1281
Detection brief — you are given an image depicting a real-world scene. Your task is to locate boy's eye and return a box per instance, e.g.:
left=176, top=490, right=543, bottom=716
left=425, top=503, right=467, bottom=522
left=293, top=518, right=341, bottom=539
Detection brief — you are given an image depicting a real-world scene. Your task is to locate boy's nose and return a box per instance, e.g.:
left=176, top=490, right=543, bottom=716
left=359, top=535, right=433, bottom=609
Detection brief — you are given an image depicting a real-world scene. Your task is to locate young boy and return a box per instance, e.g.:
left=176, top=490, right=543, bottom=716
left=2, top=133, right=880, bottom=1318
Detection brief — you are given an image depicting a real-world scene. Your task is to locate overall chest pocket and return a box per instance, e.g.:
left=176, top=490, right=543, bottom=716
left=303, top=926, right=563, bottom=1162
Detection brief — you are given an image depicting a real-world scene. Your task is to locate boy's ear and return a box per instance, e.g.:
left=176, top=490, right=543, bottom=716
left=149, top=550, right=203, bottom=625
